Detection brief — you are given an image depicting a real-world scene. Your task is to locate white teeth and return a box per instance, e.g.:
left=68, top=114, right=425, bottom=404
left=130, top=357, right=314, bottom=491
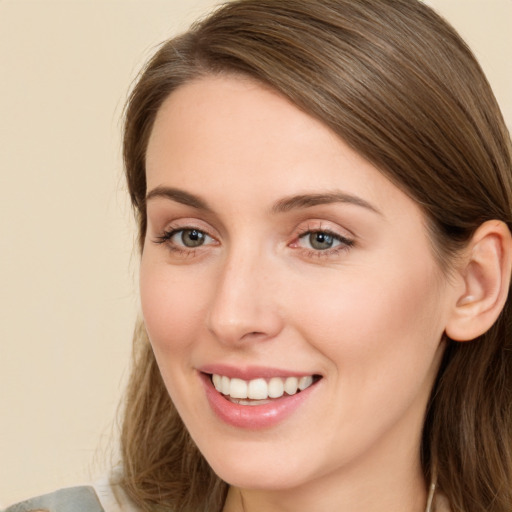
left=221, top=375, right=230, bottom=395
left=284, top=376, right=299, bottom=395
left=211, top=374, right=317, bottom=400
left=229, top=378, right=248, bottom=399
left=248, top=378, right=268, bottom=399
left=268, top=377, right=284, bottom=398
left=212, top=374, right=222, bottom=390
left=298, top=375, right=313, bottom=390
left=231, top=398, right=271, bottom=406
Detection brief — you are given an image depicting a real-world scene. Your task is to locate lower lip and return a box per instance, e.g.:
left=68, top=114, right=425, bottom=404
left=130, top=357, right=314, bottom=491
left=200, top=373, right=319, bottom=429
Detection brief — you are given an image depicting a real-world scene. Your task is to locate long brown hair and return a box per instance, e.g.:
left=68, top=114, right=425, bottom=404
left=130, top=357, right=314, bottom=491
left=118, top=1, right=512, bottom=511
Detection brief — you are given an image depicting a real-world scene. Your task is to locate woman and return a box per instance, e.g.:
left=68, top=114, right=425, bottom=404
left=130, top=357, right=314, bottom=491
left=4, top=0, right=511, bottom=511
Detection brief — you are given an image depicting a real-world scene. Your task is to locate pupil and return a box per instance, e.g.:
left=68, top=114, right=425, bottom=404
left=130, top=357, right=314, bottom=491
left=182, top=229, right=204, bottom=247
left=310, top=232, right=333, bottom=250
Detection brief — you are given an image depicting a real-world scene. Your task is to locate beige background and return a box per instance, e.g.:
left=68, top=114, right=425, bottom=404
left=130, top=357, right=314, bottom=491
left=0, top=0, right=510, bottom=506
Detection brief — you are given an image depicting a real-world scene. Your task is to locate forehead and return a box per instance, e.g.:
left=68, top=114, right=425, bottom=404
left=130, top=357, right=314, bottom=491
left=149, top=77, right=370, bottom=190
left=146, top=75, right=334, bottom=167
left=146, top=75, right=424, bottom=226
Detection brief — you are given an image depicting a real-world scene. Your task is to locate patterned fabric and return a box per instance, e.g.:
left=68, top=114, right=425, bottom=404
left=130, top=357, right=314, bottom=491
left=1, top=487, right=105, bottom=512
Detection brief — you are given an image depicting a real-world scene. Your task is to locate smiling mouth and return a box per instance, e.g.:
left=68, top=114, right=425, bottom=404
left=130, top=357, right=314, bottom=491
left=209, top=373, right=322, bottom=405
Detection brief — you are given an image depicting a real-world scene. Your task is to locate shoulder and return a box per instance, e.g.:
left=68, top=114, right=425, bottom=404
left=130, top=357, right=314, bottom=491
left=92, top=477, right=140, bottom=512
left=1, top=486, right=104, bottom=512
left=1, top=482, right=140, bottom=512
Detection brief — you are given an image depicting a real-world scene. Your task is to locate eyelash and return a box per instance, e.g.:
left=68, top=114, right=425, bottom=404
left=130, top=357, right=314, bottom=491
left=153, top=226, right=216, bottom=256
left=293, top=226, right=354, bottom=258
left=153, top=225, right=354, bottom=259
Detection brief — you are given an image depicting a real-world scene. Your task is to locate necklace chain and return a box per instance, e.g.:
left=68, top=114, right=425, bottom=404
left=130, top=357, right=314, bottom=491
left=425, top=479, right=436, bottom=512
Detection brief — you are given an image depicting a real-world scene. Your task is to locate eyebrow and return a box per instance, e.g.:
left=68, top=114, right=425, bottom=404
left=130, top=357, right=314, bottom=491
left=271, top=191, right=381, bottom=215
left=145, top=186, right=212, bottom=211
left=145, top=186, right=381, bottom=216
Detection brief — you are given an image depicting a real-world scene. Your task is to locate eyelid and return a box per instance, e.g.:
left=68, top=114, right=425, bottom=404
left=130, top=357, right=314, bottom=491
left=156, top=227, right=216, bottom=246
left=294, top=220, right=355, bottom=242
left=289, top=221, right=355, bottom=258
left=293, top=229, right=353, bottom=248
left=155, top=225, right=216, bottom=239
left=151, top=217, right=218, bottom=237
left=151, top=219, right=220, bottom=252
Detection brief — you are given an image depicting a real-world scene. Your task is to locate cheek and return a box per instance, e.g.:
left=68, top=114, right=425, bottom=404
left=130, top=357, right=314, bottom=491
left=139, top=256, right=214, bottom=419
left=288, top=257, right=446, bottom=394
left=295, top=266, right=440, bottom=341
left=283, top=262, right=446, bottom=457
left=139, top=256, right=207, bottom=357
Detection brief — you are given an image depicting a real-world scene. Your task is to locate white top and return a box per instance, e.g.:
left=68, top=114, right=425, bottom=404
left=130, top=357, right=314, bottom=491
left=1, top=480, right=140, bottom=512
left=93, top=478, right=140, bottom=512
left=2, top=480, right=451, bottom=511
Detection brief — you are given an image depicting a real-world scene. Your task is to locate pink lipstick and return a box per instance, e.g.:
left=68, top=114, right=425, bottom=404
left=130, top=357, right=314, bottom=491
left=198, top=368, right=321, bottom=429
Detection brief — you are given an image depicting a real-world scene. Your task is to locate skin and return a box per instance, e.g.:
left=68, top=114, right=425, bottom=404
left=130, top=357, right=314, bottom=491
left=141, top=75, right=461, bottom=512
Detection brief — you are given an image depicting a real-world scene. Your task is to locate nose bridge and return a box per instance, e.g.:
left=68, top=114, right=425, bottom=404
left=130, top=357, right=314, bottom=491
left=207, top=239, right=282, bottom=345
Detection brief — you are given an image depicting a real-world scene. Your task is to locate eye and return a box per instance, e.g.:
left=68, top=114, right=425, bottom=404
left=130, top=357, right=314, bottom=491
left=175, top=228, right=210, bottom=248
left=303, top=231, right=339, bottom=250
left=154, top=227, right=216, bottom=249
left=295, top=229, right=354, bottom=253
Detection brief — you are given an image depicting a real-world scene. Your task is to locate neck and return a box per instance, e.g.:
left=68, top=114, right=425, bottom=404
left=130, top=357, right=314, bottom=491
left=223, top=438, right=428, bottom=512
left=224, top=471, right=427, bottom=512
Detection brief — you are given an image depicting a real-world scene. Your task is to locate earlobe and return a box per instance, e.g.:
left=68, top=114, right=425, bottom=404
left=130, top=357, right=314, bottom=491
left=445, top=220, right=512, bottom=342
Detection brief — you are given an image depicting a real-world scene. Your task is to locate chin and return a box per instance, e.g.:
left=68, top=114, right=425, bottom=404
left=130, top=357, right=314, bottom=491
left=216, top=466, right=306, bottom=491
left=199, top=441, right=315, bottom=491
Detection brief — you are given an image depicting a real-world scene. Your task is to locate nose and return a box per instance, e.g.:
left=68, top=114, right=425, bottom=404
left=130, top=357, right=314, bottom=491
left=206, top=245, right=284, bottom=346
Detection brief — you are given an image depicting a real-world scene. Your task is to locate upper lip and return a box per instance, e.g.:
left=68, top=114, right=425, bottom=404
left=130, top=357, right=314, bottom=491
left=198, top=364, right=320, bottom=380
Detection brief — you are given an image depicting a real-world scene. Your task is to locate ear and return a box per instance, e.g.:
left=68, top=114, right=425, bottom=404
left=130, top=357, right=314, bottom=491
left=445, top=220, right=512, bottom=342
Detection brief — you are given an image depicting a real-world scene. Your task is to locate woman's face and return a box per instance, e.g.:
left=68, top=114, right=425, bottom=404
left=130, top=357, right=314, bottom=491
left=141, top=76, right=456, bottom=493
